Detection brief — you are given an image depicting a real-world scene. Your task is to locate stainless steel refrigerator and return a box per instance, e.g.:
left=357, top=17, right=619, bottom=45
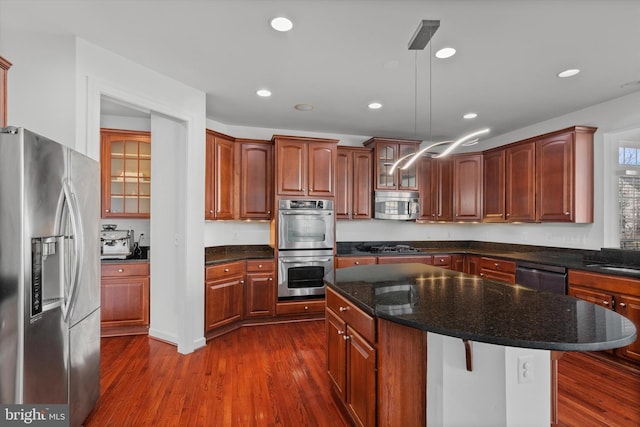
left=0, top=127, right=100, bottom=426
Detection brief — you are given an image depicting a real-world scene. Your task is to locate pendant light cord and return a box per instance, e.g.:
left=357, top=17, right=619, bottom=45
left=414, top=50, right=418, bottom=138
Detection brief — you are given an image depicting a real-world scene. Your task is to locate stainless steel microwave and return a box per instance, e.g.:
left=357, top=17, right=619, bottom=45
left=374, top=191, right=420, bottom=220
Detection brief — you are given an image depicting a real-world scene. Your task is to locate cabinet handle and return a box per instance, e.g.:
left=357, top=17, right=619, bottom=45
left=339, top=306, right=349, bottom=312
left=224, top=268, right=229, bottom=272
left=240, top=280, right=245, bottom=284
left=269, top=277, right=273, bottom=281
left=480, top=273, right=484, bottom=277
left=118, top=268, right=124, bottom=273
left=603, top=301, right=610, bottom=306
left=337, top=330, right=344, bottom=335
left=258, top=264, right=263, bottom=268
left=343, top=335, right=350, bottom=341
left=564, top=212, right=570, bottom=215
left=506, top=213, right=510, bottom=217
left=209, top=210, right=213, bottom=214
left=304, top=306, right=309, bottom=310
left=619, top=302, right=626, bottom=308
left=355, top=261, right=360, bottom=265
left=105, top=209, right=111, bottom=213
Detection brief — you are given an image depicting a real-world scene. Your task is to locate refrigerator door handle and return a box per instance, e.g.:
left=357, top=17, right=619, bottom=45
left=60, top=178, right=84, bottom=322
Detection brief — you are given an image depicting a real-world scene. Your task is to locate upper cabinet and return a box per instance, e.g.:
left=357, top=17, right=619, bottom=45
left=100, top=129, right=151, bottom=218
left=453, top=153, right=483, bottom=221
left=536, top=127, right=595, bottom=223
left=336, top=147, right=373, bottom=219
left=418, top=157, right=453, bottom=222
left=0, top=56, right=11, bottom=128
left=237, top=139, right=274, bottom=219
left=205, top=130, right=234, bottom=220
left=364, top=137, right=421, bottom=191
left=482, top=126, right=595, bottom=224
left=205, top=129, right=273, bottom=220
left=273, top=135, right=338, bottom=197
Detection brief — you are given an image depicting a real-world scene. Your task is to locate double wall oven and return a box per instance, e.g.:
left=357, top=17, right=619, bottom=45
left=277, top=199, right=334, bottom=299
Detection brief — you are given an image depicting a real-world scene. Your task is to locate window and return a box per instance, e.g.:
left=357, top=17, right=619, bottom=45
left=617, top=143, right=640, bottom=249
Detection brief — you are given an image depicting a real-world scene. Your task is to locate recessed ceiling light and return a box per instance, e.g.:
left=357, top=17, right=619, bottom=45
left=294, top=103, right=314, bottom=111
left=463, top=112, right=478, bottom=119
left=558, top=68, right=580, bottom=78
left=256, top=89, right=271, bottom=97
left=368, top=102, right=382, bottom=110
left=435, top=47, right=456, bottom=59
left=271, top=17, right=293, bottom=32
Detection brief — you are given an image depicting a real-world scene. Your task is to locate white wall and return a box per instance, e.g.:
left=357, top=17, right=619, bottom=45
left=206, top=91, right=640, bottom=250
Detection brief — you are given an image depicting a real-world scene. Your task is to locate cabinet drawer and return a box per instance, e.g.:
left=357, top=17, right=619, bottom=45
left=432, top=254, right=451, bottom=266
left=102, top=262, right=150, bottom=277
left=480, top=257, right=516, bottom=274
left=276, top=299, right=325, bottom=316
left=336, top=256, right=377, bottom=268
left=326, top=287, right=375, bottom=343
left=206, top=261, right=245, bottom=280
left=246, top=259, right=275, bottom=273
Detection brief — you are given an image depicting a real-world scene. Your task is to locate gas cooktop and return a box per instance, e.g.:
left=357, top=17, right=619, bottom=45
left=356, top=244, right=420, bottom=254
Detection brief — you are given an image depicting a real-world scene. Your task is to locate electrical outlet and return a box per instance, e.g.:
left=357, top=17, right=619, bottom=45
left=517, top=355, right=534, bottom=384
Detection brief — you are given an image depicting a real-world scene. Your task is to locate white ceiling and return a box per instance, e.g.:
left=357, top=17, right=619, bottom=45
left=3, top=0, right=640, bottom=142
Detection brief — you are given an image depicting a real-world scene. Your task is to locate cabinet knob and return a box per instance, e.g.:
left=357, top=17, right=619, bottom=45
left=603, top=301, right=610, bottom=306
left=480, top=273, right=484, bottom=277
left=304, top=306, right=309, bottom=310
left=258, top=264, right=263, bottom=268
left=337, top=330, right=344, bottom=335
left=506, top=213, right=511, bottom=217
left=105, top=209, right=111, bottom=213
left=494, top=263, right=499, bottom=267
left=339, top=306, right=349, bottom=312
left=118, top=268, right=124, bottom=273
left=240, top=280, right=245, bottom=284
left=209, top=210, right=214, bottom=214
left=619, top=302, right=626, bottom=308
left=564, top=212, right=570, bottom=215
left=343, top=335, right=350, bottom=341
left=269, top=277, right=273, bottom=281
left=224, top=268, right=229, bottom=272
left=355, top=261, right=360, bottom=265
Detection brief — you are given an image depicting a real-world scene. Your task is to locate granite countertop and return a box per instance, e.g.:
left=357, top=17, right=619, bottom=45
left=336, top=241, right=640, bottom=279
left=205, top=245, right=274, bottom=265
left=327, top=263, right=637, bottom=352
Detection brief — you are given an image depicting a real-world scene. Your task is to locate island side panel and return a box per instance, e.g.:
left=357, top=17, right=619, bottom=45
left=377, top=318, right=427, bottom=427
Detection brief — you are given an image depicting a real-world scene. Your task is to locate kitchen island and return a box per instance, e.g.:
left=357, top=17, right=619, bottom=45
left=326, top=263, right=637, bottom=426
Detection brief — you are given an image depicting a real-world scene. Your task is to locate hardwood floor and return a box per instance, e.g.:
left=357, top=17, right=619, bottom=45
left=84, top=320, right=640, bottom=426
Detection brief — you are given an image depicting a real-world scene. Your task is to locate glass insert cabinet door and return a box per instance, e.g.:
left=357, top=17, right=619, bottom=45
left=373, top=141, right=419, bottom=190
left=100, top=129, right=151, bottom=218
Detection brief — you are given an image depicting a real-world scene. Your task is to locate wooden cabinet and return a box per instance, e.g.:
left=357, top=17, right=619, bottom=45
left=364, top=137, right=421, bottom=191
left=100, top=129, right=151, bottom=218
left=238, top=139, right=273, bottom=219
left=483, top=149, right=506, bottom=222
left=206, top=131, right=273, bottom=220
left=536, top=127, right=595, bottom=223
left=205, top=261, right=244, bottom=333
left=205, top=130, right=235, bottom=220
left=377, top=255, right=433, bottom=265
left=0, top=56, right=11, bottom=127
left=326, top=287, right=376, bottom=427
left=245, top=259, right=275, bottom=318
left=568, top=270, right=640, bottom=363
left=464, top=254, right=482, bottom=276
left=505, top=141, right=536, bottom=222
left=479, top=256, right=516, bottom=284
left=453, top=153, right=483, bottom=221
left=100, top=262, right=150, bottom=336
left=336, top=256, right=377, bottom=268
left=336, top=147, right=373, bottom=219
left=419, top=157, right=453, bottom=221
left=274, top=135, right=338, bottom=197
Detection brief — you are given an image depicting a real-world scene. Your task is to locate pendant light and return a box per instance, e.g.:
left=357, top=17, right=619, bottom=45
left=390, top=19, right=490, bottom=174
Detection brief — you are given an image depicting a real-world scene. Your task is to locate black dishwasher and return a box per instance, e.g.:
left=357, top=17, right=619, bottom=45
left=515, top=261, right=567, bottom=295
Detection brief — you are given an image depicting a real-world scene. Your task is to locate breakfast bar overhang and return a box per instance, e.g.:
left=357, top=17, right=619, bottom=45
left=326, top=263, right=637, bottom=426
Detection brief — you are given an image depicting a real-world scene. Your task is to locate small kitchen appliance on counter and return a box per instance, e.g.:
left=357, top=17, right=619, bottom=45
left=100, top=225, right=134, bottom=259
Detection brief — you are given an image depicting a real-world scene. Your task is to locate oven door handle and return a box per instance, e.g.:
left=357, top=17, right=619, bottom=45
left=279, top=258, right=333, bottom=263
left=279, top=211, right=333, bottom=216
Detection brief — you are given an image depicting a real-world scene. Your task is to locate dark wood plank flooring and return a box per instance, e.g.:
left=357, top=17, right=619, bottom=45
left=84, top=320, right=640, bottom=426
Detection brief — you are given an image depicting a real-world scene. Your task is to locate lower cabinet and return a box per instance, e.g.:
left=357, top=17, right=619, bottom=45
left=205, top=261, right=245, bottom=332
left=100, top=262, right=150, bottom=337
left=479, top=256, right=516, bottom=284
left=464, top=254, right=482, bottom=275
left=568, top=270, right=640, bottom=363
left=326, top=287, right=376, bottom=427
left=245, top=259, right=275, bottom=318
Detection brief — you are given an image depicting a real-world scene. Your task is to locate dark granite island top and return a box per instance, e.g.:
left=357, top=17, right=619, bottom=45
left=327, top=263, right=637, bottom=352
